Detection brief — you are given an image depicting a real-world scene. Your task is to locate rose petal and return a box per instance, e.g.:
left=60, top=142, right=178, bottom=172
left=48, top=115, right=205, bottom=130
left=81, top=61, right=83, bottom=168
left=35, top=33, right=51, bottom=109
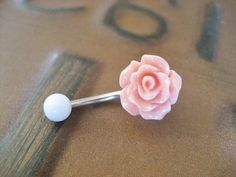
left=169, top=70, right=182, bottom=105
left=138, top=75, right=160, bottom=101
left=142, top=75, right=156, bottom=90
left=139, top=101, right=171, bottom=120
left=130, top=64, right=159, bottom=85
left=127, top=84, right=156, bottom=112
left=119, top=60, right=141, bottom=88
left=151, top=72, right=170, bottom=104
left=141, top=54, right=170, bottom=74
left=120, top=87, right=139, bottom=116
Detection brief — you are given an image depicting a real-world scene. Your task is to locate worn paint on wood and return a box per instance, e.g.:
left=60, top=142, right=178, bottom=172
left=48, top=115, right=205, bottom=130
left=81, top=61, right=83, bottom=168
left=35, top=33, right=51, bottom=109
left=104, top=1, right=167, bottom=41
left=0, top=53, right=95, bottom=177
left=196, top=2, right=221, bottom=61
left=21, top=0, right=85, bottom=13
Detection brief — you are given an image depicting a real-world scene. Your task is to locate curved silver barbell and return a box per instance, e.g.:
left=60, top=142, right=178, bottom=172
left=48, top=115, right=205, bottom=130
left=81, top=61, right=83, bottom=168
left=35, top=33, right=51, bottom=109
left=43, top=91, right=121, bottom=122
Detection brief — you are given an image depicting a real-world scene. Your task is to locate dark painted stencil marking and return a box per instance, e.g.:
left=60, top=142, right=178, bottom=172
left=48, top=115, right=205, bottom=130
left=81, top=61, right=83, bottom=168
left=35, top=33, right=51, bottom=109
left=21, top=0, right=85, bottom=13
left=0, top=53, right=95, bottom=177
left=104, top=2, right=167, bottom=41
left=169, top=0, right=177, bottom=6
left=196, top=2, right=221, bottom=61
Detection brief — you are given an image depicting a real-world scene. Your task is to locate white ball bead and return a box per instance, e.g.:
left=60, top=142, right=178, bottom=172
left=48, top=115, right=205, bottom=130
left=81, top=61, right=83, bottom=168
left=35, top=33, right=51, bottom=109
left=43, top=93, right=72, bottom=122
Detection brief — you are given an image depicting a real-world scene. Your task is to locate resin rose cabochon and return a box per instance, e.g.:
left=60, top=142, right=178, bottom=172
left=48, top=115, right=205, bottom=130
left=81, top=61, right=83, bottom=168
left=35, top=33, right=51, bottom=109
left=119, top=54, right=182, bottom=120
left=44, top=54, right=182, bottom=122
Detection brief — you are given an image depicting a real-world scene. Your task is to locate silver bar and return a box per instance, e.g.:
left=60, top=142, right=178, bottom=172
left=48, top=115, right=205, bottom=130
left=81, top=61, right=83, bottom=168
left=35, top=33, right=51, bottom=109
left=71, top=90, right=121, bottom=108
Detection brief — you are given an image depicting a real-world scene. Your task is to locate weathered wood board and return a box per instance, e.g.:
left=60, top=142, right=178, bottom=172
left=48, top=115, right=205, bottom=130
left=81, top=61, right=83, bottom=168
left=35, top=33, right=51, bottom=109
left=0, top=0, right=236, bottom=176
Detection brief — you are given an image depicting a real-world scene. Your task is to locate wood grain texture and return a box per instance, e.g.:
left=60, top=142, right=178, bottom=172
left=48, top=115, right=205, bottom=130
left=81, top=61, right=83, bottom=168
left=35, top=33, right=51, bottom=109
left=0, top=53, right=94, bottom=177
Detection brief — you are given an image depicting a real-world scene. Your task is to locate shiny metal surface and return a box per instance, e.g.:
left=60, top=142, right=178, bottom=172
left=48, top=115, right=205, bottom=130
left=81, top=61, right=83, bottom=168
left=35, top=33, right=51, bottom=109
left=71, top=90, right=121, bottom=108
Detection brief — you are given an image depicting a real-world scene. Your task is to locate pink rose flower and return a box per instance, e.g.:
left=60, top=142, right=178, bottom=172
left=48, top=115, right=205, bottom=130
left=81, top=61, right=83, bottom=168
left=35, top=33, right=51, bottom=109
left=119, top=54, right=182, bottom=120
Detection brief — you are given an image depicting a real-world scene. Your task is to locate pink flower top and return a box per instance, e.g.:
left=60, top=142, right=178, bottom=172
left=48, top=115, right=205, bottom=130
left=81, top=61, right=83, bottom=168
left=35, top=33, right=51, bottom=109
left=119, top=54, right=182, bottom=120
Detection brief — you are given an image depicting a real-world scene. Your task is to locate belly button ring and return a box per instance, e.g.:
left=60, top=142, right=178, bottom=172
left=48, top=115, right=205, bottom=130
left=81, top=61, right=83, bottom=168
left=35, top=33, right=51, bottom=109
left=43, top=54, right=182, bottom=122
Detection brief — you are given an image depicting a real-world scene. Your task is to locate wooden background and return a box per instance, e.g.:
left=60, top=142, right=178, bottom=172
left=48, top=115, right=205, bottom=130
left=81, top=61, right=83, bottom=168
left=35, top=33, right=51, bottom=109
left=0, top=0, right=236, bottom=176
